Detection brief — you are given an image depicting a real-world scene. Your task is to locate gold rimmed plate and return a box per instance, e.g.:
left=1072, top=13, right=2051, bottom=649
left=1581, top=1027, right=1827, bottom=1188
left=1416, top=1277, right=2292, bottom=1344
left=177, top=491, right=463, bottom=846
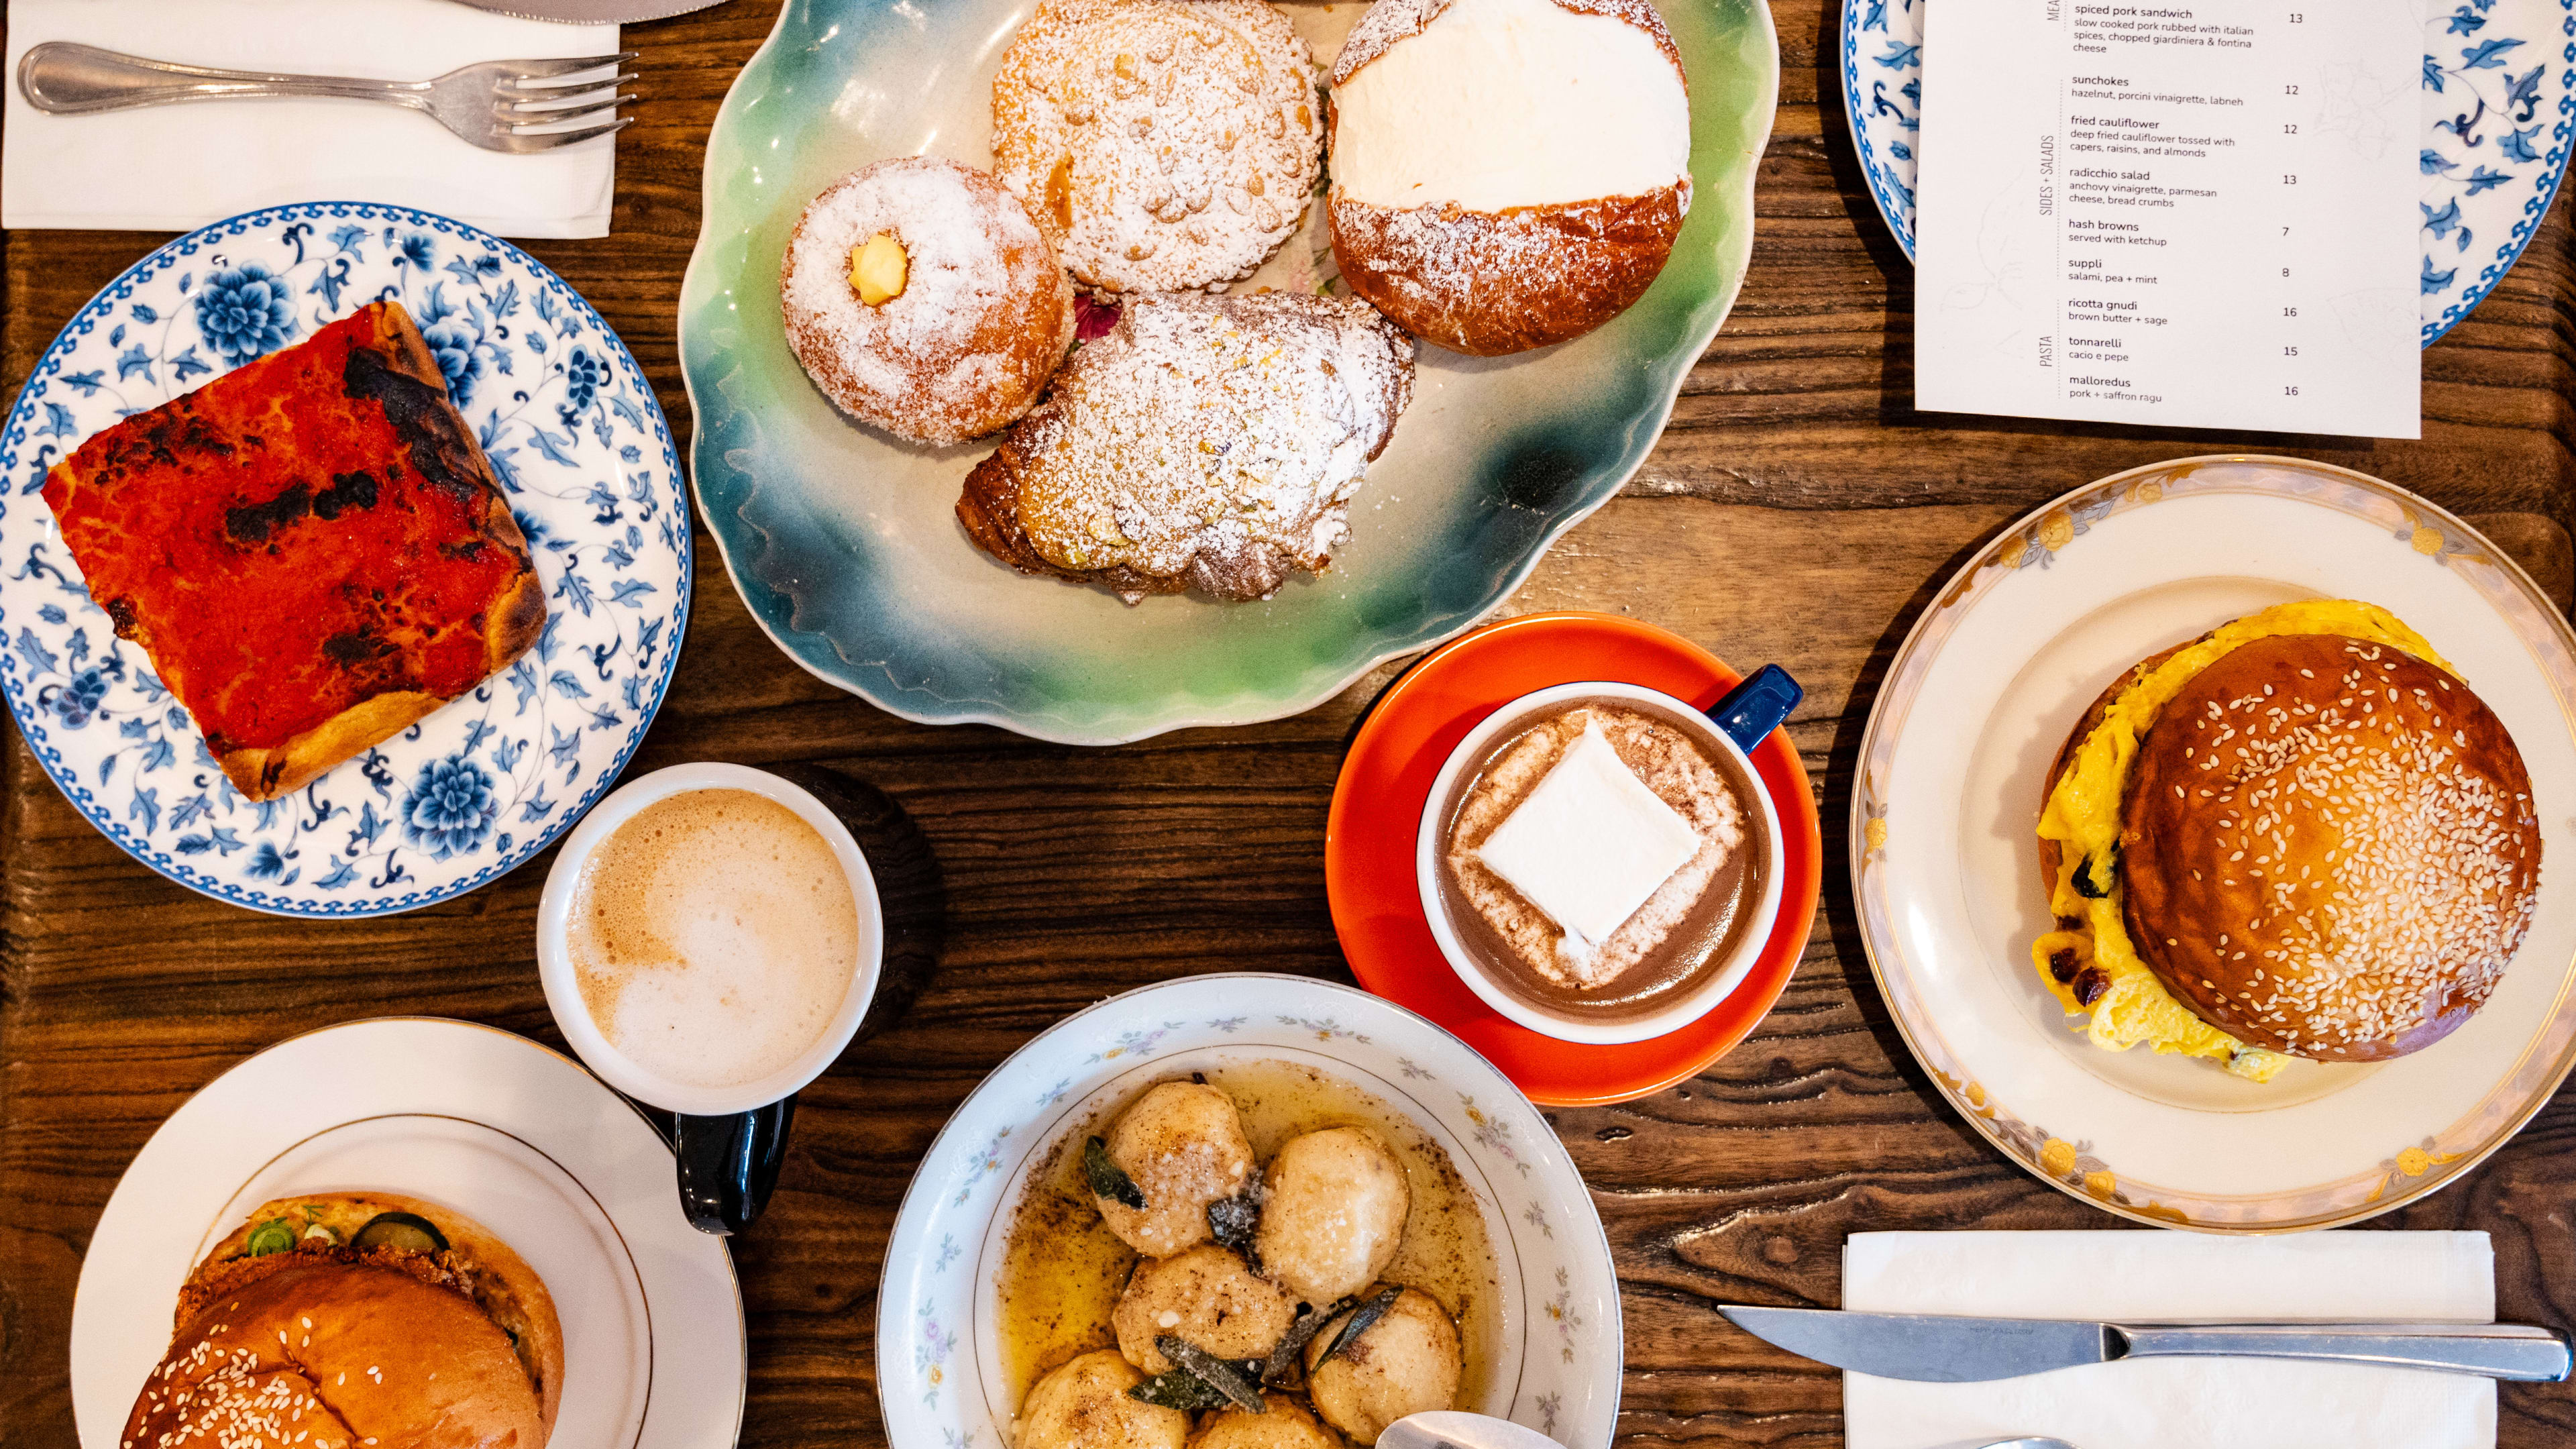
left=1851, top=455, right=2576, bottom=1230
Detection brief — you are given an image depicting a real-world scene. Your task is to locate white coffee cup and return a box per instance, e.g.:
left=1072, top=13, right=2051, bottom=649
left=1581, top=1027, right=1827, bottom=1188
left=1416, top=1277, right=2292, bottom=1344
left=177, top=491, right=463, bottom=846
left=536, top=761, right=885, bottom=1115
left=1415, top=680, right=1787, bottom=1045
left=537, top=762, right=884, bottom=1234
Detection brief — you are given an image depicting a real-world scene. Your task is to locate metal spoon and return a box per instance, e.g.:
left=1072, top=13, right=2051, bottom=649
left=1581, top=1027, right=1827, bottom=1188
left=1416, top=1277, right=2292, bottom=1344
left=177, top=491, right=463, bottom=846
left=1380, top=1412, right=2076, bottom=1449
left=1377, top=1411, right=1561, bottom=1449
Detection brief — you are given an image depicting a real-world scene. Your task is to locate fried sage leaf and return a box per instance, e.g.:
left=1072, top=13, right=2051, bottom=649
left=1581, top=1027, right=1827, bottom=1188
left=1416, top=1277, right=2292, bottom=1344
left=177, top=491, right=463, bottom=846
left=1208, top=1191, right=1260, bottom=1254
left=1319, top=1285, right=1405, bottom=1365
left=1259, top=1295, right=1354, bottom=1388
left=1157, top=1337, right=1269, bottom=1413
left=1127, top=1368, right=1235, bottom=1413
left=1083, top=1134, right=1146, bottom=1210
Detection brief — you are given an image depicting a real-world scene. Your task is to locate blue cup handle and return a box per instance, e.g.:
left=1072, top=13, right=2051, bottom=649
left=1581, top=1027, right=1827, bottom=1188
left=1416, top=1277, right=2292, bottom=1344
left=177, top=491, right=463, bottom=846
left=1706, top=663, right=1802, bottom=753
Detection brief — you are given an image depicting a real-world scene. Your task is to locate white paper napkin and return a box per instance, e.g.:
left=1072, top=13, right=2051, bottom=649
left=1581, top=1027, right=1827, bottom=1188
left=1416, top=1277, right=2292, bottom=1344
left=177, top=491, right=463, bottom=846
left=3, top=0, right=619, bottom=238
left=1843, top=1230, right=2496, bottom=1449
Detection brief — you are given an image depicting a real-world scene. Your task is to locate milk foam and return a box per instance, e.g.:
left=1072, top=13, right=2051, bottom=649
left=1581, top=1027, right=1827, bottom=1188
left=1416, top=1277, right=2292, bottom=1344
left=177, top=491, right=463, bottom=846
left=568, top=788, right=859, bottom=1091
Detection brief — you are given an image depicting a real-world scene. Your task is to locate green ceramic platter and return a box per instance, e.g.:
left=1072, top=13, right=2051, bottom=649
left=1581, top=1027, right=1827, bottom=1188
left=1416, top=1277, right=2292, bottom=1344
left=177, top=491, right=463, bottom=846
left=679, top=0, right=1779, bottom=743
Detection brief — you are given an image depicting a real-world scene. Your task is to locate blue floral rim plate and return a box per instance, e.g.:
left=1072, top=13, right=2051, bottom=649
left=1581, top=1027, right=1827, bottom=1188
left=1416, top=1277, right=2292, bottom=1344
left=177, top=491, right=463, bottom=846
left=0, top=202, right=692, bottom=917
left=1843, top=0, right=2576, bottom=346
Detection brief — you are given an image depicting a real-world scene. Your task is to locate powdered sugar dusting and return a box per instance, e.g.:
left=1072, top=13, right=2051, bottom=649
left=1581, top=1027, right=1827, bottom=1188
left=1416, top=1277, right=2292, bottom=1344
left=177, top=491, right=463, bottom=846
left=780, top=156, right=1073, bottom=445
left=1328, top=184, right=1688, bottom=355
left=992, top=0, right=1324, bottom=294
left=996, top=291, right=1411, bottom=600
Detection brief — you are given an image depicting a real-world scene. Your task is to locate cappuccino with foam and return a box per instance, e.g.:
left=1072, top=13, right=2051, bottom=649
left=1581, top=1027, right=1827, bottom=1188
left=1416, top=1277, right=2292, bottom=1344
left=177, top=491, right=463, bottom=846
left=568, top=788, right=859, bottom=1090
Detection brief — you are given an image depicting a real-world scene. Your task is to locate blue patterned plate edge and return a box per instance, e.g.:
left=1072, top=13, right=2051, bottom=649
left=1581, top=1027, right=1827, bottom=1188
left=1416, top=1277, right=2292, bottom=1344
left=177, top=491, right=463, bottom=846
left=0, top=201, right=692, bottom=918
left=1839, top=0, right=2576, bottom=348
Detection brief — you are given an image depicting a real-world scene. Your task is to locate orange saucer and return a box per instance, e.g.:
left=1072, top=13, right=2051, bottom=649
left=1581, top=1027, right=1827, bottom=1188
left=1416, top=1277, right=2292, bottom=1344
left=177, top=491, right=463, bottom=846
left=1324, top=612, right=1821, bottom=1107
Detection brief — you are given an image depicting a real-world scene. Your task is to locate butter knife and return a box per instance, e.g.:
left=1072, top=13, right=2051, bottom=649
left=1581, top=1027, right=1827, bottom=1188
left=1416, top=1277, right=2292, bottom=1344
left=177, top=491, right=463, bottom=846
left=1719, top=1305, right=2573, bottom=1382
left=447, top=0, right=727, bottom=21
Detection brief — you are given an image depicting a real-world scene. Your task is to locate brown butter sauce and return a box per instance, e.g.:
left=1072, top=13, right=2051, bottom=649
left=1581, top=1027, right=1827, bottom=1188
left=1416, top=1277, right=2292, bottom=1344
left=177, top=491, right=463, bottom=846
left=994, top=1057, right=1501, bottom=1424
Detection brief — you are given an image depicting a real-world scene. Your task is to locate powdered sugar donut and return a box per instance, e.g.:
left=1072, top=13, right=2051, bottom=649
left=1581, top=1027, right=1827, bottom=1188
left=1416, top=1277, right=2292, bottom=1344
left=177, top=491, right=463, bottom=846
left=1327, top=0, right=1694, bottom=357
left=991, top=0, right=1323, bottom=296
left=780, top=156, right=1075, bottom=445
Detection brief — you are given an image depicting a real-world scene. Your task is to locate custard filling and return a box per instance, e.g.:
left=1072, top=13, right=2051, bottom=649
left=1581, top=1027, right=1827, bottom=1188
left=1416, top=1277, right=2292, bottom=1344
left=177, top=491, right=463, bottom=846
left=2030, top=600, right=2452, bottom=1083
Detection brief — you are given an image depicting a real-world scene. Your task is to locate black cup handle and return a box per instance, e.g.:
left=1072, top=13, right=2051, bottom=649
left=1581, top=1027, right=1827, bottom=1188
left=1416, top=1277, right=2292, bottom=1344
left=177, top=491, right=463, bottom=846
left=676, top=1095, right=797, bottom=1236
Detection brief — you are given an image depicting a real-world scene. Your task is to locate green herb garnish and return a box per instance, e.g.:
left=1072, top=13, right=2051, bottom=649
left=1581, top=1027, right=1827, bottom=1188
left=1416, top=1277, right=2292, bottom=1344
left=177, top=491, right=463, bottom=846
left=1260, top=1295, right=1354, bottom=1388
left=2072, top=856, right=2113, bottom=900
left=1128, top=1368, right=1234, bottom=1413
left=1157, top=1337, right=1267, bottom=1413
left=1208, top=1191, right=1260, bottom=1254
left=243, top=1220, right=297, bottom=1256
left=1318, top=1286, right=1405, bottom=1366
left=1083, top=1136, right=1146, bottom=1210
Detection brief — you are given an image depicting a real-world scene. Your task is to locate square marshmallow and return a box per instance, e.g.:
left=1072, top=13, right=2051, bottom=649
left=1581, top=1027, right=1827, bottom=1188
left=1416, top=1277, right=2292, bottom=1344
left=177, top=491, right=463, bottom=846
left=1475, top=721, right=1703, bottom=954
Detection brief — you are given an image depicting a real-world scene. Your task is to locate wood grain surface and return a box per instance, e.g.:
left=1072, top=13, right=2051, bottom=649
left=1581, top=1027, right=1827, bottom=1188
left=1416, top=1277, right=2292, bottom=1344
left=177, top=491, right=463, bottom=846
left=4, top=2, right=2573, bottom=1446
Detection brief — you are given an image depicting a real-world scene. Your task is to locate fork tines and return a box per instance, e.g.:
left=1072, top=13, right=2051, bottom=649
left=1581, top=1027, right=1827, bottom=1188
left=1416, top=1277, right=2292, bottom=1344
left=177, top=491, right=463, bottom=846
left=497, top=50, right=639, bottom=146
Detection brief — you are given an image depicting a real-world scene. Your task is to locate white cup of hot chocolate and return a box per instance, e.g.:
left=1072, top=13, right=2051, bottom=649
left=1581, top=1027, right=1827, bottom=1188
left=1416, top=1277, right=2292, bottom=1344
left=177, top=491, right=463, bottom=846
left=1415, top=680, right=1790, bottom=1045
left=536, top=761, right=883, bottom=1232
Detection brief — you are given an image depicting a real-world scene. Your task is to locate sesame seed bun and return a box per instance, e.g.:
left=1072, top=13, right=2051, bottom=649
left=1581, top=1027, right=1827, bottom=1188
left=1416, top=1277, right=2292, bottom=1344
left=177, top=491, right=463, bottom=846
left=2074, top=631, right=2542, bottom=1061
left=129, top=1193, right=561, bottom=1448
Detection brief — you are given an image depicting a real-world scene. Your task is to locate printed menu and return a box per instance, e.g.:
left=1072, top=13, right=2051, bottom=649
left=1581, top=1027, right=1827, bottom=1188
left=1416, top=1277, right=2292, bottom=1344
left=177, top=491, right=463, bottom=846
left=1915, top=0, right=2421, bottom=438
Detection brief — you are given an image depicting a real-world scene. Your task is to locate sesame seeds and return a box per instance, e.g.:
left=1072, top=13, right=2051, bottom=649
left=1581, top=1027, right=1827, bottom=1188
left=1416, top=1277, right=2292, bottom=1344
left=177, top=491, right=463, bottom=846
left=2132, top=636, right=2539, bottom=1057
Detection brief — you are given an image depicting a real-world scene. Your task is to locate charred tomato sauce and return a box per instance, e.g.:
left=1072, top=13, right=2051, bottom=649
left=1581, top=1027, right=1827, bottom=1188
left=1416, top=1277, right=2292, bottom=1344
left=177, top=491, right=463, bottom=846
left=41, top=305, right=535, bottom=754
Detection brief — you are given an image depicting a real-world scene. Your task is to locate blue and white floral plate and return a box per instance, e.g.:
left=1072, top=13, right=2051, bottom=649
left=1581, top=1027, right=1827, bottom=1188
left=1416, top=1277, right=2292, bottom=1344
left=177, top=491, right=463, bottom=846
left=0, top=203, right=690, bottom=916
left=879, top=973, right=1622, bottom=1449
left=1842, top=0, right=2575, bottom=345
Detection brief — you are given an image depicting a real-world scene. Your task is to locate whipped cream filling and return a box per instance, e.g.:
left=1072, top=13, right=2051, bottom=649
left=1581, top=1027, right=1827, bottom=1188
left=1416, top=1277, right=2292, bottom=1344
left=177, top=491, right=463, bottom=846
left=1332, top=0, right=1690, bottom=213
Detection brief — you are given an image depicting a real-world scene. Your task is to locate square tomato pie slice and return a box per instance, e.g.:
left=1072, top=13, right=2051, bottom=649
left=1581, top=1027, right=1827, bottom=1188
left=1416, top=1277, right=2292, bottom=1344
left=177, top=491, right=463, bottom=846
left=42, top=301, right=546, bottom=802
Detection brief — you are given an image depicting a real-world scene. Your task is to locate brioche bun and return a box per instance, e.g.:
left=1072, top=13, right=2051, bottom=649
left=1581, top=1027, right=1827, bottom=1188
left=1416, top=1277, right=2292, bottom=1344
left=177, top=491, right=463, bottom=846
left=2046, top=630, right=2542, bottom=1063
left=129, top=1193, right=561, bottom=1448
left=1326, top=0, right=1692, bottom=357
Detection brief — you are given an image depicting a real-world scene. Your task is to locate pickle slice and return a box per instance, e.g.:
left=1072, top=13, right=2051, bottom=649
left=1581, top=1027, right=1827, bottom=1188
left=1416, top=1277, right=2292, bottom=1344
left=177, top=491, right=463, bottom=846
left=352, top=1211, right=449, bottom=1254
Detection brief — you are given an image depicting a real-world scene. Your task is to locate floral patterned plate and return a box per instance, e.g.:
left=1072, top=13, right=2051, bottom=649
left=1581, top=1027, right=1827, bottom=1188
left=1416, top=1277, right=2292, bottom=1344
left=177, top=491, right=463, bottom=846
left=0, top=202, right=690, bottom=916
left=877, top=973, right=1621, bottom=1448
left=1842, top=0, right=2575, bottom=345
left=1851, top=455, right=2576, bottom=1230
left=679, top=0, right=1777, bottom=744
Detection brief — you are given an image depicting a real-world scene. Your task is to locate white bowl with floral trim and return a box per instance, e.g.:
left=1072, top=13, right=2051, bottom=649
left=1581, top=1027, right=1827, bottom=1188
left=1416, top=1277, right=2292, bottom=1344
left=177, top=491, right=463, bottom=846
left=877, top=973, right=1621, bottom=1449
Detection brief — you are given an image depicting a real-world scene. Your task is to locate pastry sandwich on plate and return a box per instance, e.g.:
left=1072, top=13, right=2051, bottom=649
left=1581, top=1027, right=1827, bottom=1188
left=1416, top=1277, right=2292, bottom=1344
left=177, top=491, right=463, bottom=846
left=125, top=1191, right=563, bottom=1449
left=2033, top=600, right=2541, bottom=1081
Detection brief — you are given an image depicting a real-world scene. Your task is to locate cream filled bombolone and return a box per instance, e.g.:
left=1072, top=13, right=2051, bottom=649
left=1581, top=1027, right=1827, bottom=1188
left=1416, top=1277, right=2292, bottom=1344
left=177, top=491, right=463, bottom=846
left=781, top=156, right=1076, bottom=445
left=1327, top=0, right=1693, bottom=356
left=2033, top=600, right=2542, bottom=1081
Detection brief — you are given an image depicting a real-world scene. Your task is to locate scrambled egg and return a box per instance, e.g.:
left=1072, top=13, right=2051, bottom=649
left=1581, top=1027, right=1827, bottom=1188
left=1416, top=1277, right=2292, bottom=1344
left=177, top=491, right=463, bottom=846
left=2029, top=600, right=2451, bottom=1082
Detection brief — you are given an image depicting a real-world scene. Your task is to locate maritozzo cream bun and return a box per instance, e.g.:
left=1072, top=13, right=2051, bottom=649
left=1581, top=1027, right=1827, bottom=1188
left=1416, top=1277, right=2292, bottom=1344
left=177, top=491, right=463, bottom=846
left=1326, top=0, right=1693, bottom=356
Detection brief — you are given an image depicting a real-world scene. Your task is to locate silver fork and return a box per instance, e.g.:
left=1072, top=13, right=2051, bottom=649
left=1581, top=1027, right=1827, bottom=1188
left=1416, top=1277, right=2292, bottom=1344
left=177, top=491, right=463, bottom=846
left=17, top=42, right=637, bottom=154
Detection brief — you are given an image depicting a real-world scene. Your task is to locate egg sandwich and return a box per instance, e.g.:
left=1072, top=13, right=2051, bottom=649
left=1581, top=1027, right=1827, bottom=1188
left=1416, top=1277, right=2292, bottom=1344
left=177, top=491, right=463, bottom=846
left=2032, top=600, right=2540, bottom=1079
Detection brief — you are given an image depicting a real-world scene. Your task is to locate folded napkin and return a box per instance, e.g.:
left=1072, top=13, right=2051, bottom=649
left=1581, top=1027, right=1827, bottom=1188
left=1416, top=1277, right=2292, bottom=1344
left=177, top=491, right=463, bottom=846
left=3, top=0, right=619, bottom=238
left=1843, top=1230, right=2496, bottom=1449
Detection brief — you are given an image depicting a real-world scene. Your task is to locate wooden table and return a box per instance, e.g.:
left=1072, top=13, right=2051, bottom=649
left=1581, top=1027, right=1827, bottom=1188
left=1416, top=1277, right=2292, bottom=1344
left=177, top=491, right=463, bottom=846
left=4, top=3, right=2573, bottom=1444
